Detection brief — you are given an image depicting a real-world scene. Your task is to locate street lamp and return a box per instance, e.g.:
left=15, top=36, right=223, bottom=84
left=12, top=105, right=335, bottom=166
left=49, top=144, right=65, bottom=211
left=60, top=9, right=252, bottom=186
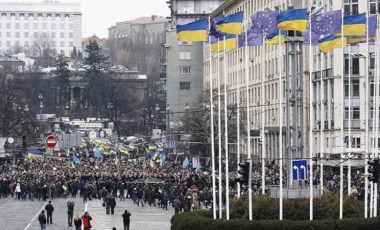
left=184, top=103, right=189, bottom=133
left=155, top=104, right=160, bottom=128
left=166, top=104, right=170, bottom=140
left=108, top=103, right=113, bottom=121
left=38, top=94, right=43, bottom=120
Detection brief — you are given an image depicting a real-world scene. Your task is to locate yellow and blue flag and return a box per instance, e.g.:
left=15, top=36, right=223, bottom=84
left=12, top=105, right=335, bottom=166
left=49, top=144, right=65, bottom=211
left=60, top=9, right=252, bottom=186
left=277, top=8, right=308, bottom=32
left=176, top=19, right=208, bottom=42
left=27, top=148, right=43, bottom=158
left=265, top=30, right=286, bottom=45
left=115, top=157, right=120, bottom=166
left=69, top=160, right=75, bottom=169
left=341, top=13, right=366, bottom=36
left=216, top=11, right=244, bottom=35
left=347, top=14, right=378, bottom=44
left=210, top=34, right=236, bottom=52
left=318, top=34, right=347, bottom=53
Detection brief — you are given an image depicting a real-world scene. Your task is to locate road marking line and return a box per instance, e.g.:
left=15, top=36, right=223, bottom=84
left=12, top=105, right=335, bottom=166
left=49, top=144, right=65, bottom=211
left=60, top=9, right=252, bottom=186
left=23, top=201, right=48, bottom=230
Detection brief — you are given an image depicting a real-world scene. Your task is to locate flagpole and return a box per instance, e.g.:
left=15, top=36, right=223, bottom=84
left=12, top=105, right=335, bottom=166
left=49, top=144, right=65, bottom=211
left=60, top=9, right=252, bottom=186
left=236, top=41, right=241, bottom=198
left=217, top=36, right=223, bottom=219
left=339, top=5, right=344, bottom=220
left=224, top=35, right=230, bottom=220
left=308, top=5, right=314, bottom=221
left=374, top=21, right=379, bottom=218
left=208, top=17, right=217, bottom=220
left=279, top=28, right=283, bottom=221
left=348, top=44, right=352, bottom=196
left=364, top=10, right=369, bottom=219
left=261, top=33, right=266, bottom=196
left=244, top=22, right=252, bottom=221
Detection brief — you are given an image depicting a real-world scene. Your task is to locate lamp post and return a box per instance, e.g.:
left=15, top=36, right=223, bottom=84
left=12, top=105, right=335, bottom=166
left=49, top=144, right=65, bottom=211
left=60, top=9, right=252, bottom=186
left=38, top=94, right=43, bottom=120
left=184, top=103, right=189, bottom=133
left=155, top=104, right=160, bottom=129
left=166, top=104, right=170, bottom=140
left=108, top=103, right=113, bottom=121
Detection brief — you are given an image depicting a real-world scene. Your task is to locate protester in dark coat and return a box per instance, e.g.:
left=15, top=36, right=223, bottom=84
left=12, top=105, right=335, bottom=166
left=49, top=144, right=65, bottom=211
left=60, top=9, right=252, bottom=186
left=74, top=213, right=82, bottom=230
left=109, top=194, right=117, bottom=214
left=122, top=210, right=131, bottom=230
left=45, top=200, right=54, bottom=224
left=38, top=210, right=47, bottom=230
left=67, top=199, right=75, bottom=226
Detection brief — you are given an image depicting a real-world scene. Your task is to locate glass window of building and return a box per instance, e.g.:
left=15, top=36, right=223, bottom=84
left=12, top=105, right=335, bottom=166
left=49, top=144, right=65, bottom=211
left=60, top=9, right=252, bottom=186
left=370, top=0, right=380, bottom=14
left=179, top=52, right=191, bottom=60
left=179, top=66, right=191, bottom=74
left=180, top=82, right=191, bottom=90
left=344, top=0, right=358, bottom=16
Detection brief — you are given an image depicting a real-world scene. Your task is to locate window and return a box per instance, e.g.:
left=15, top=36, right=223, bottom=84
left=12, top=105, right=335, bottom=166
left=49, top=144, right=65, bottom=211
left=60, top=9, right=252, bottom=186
left=42, top=23, right=47, bottom=29
left=6, top=32, right=10, bottom=38
left=69, top=32, right=73, bottom=38
left=24, top=23, right=29, bottom=29
left=34, top=23, right=38, bottom=29
left=344, top=107, right=360, bottom=119
left=344, top=0, right=359, bottom=16
left=60, top=23, right=65, bottom=29
left=15, top=32, right=19, bottom=38
left=180, top=82, right=191, bottom=90
left=24, top=41, right=29, bottom=47
left=60, top=41, right=65, bottom=47
left=370, top=0, right=380, bottom=14
left=52, top=32, right=56, bottom=38
left=352, top=137, right=361, bottom=148
left=344, top=80, right=360, bottom=97
left=69, top=23, right=73, bottom=30
left=178, top=41, right=192, bottom=46
left=51, top=24, right=56, bottom=29
left=60, top=32, right=65, bottom=38
left=6, top=23, right=10, bottom=29
left=179, top=66, right=191, bottom=74
left=179, top=52, right=191, bottom=60
left=15, top=23, right=20, bottom=29
left=344, top=54, right=359, bottom=75
left=69, top=41, right=73, bottom=47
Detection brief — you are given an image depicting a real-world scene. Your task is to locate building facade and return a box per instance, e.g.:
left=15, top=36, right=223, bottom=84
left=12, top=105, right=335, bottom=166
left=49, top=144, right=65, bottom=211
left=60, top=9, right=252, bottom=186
left=165, top=0, right=226, bottom=128
left=203, top=0, right=376, bottom=166
left=0, top=0, right=82, bottom=57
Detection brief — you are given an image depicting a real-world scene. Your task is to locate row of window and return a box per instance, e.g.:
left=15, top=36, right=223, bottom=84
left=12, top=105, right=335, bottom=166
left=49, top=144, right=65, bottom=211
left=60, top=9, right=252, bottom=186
left=318, top=136, right=380, bottom=149
left=0, top=13, right=72, bottom=18
left=0, top=31, right=74, bottom=39
left=0, top=22, right=74, bottom=30
left=0, top=40, right=74, bottom=48
left=345, top=0, right=380, bottom=15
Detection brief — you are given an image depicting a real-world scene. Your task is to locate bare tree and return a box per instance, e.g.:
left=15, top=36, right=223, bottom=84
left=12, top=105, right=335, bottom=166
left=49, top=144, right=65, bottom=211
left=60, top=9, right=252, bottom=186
left=29, top=32, right=57, bottom=67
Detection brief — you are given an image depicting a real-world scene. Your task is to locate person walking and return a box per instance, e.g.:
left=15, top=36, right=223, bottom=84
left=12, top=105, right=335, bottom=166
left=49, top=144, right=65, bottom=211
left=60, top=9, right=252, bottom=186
left=122, top=209, right=131, bottom=230
left=81, top=211, right=92, bottom=230
left=109, top=194, right=117, bottom=214
left=74, top=213, right=82, bottom=230
left=45, top=200, right=54, bottom=224
left=67, top=199, right=75, bottom=226
left=38, top=210, right=47, bottom=230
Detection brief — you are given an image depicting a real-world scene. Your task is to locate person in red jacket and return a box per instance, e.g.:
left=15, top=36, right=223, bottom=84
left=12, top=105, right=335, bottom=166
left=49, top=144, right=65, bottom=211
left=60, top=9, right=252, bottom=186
left=81, top=211, right=92, bottom=230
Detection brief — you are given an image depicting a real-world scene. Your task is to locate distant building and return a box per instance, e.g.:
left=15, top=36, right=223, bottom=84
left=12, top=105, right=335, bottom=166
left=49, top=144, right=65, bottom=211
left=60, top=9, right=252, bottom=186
left=81, top=35, right=108, bottom=58
left=0, top=0, right=82, bottom=57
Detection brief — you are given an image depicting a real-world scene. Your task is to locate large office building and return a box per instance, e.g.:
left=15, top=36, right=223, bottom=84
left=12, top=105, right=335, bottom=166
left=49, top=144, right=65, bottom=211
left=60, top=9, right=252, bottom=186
left=0, top=0, right=82, bottom=56
left=203, top=0, right=376, bottom=164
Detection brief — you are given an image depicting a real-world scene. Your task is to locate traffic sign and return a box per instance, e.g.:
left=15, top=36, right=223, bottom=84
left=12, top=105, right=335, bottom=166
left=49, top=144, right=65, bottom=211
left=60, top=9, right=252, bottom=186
left=292, top=159, right=308, bottom=181
left=46, top=135, right=57, bottom=148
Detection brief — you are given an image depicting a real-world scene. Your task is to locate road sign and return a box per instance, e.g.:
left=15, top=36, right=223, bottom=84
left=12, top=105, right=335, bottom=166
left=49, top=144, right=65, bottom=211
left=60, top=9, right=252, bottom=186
left=46, top=135, right=57, bottom=148
left=292, top=159, right=308, bottom=181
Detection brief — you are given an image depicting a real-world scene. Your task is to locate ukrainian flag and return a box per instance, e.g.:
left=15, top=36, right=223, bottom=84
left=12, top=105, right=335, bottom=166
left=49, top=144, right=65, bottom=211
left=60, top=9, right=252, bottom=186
left=318, top=34, right=347, bottom=53
left=176, top=19, right=208, bottom=42
left=277, top=8, right=308, bottom=32
left=210, top=34, right=237, bottom=52
left=347, top=36, right=377, bottom=45
left=216, top=11, right=244, bottom=35
left=341, top=13, right=366, bottom=36
left=265, top=30, right=286, bottom=45
left=27, top=148, right=43, bottom=158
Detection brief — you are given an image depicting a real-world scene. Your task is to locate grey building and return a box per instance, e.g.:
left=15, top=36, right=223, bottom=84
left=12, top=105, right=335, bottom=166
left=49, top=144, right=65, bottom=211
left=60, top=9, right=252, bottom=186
left=165, top=0, right=226, bottom=132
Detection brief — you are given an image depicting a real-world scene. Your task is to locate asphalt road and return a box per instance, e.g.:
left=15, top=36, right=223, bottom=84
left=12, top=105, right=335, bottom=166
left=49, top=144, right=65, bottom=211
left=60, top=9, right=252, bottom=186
left=0, top=195, right=174, bottom=230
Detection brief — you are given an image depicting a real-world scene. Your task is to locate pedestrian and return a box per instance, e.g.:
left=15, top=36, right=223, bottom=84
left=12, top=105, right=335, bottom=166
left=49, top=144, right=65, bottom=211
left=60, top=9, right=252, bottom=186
left=105, top=192, right=111, bottom=214
left=45, top=200, right=54, bottom=224
left=109, top=194, right=117, bottom=214
left=122, top=209, right=131, bottom=230
left=74, top=213, right=82, bottom=230
left=81, top=211, right=92, bottom=230
left=38, top=210, right=47, bottom=230
left=67, top=199, right=75, bottom=226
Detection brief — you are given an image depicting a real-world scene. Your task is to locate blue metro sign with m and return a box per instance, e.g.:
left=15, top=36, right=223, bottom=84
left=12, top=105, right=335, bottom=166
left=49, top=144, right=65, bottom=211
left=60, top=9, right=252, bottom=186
left=292, top=159, right=308, bottom=181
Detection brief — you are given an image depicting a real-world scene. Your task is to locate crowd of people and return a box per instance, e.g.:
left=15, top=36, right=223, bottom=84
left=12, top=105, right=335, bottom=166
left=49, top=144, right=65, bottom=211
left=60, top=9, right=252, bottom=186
left=0, top=138, right=370, bottom=228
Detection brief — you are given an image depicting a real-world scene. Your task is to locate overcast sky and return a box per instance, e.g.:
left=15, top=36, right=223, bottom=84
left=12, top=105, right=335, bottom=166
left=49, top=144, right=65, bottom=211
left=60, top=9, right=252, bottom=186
left=80, top=0, right=170, bottom=38
left=20, top=0, right=170, bottom=38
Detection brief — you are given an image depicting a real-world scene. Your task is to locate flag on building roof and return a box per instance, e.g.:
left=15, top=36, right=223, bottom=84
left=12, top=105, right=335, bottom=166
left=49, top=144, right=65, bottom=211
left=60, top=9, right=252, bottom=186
left=318, top=34, right=347, bottom=53
left=341, top=13, right=366, bottom=36
left=311, top=10, right=341, bottom=35
left=251, top=11, right=279, bottom=35
left=176, top=19, right=208, bottom=42
left=277, top=8, right=308, bottom=32
left=238, top=27, right=263, bottom=48
left=216, top=11, right=244, bottom=35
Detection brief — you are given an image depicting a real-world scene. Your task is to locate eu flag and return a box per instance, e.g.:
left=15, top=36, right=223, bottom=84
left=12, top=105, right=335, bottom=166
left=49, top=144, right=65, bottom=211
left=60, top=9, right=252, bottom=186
left=311, top=10, right=341, bottom=35
left=303, top=29, right=319, bottom=46
left=255, top=11, right=279, bottom=34
left=277, top=8, right=308, bottom=32
left=216, top=11, right=244, bottom=35
left=238, top=27, right=263, bottom=48
left=176, top=19, right=208, bottom=42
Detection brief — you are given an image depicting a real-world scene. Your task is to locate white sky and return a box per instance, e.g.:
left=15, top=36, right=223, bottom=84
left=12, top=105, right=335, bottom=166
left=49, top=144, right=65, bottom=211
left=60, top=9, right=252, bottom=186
left=17, top=0, right=171, bottom=38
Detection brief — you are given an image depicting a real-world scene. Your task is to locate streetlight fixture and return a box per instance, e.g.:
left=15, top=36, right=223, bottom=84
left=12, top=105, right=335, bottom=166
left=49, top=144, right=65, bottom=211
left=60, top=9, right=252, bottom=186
left=155, top=104, right=160, bottom=128
left=184, top=103, right=189, bottom=133
left=38, top=94, right=43, bottom=120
